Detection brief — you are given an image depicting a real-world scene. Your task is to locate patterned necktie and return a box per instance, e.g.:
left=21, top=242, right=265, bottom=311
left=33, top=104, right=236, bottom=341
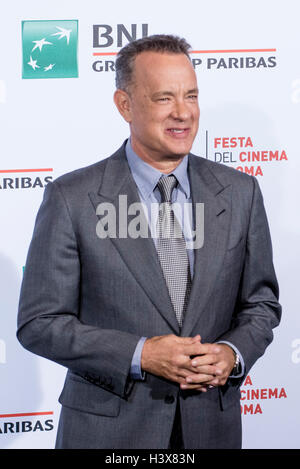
left=156, top=175, right=192, bottom=328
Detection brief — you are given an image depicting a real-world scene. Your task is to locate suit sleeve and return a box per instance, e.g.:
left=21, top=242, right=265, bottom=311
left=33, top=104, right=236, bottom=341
left=217, top=176, right=282, bottom=378
left=17, top=181, right=141, bottom=398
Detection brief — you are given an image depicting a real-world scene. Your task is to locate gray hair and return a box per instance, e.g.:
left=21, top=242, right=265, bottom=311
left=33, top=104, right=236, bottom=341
left=115, top=34, right=192, bottom=92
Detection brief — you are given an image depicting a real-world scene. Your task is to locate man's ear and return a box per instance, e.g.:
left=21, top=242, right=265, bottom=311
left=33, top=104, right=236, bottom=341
left=113, top=89, right=132, bottom=123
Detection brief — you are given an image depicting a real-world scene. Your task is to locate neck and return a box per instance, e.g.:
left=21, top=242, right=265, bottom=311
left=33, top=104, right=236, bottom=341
left=130, top=140, right=185, bottom=174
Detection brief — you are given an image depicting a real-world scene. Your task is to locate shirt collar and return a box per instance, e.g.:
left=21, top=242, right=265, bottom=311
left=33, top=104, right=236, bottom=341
left=125, top=139, right=190, bottom=200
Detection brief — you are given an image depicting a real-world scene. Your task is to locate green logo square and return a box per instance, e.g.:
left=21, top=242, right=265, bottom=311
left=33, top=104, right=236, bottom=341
left=22, top=20, right=78, bottom=79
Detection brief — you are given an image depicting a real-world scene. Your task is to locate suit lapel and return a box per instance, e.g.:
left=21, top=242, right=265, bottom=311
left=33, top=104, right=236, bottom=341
left=181, top=155, right=232, bottom=337
left=88, top=146, right=180, bottom=334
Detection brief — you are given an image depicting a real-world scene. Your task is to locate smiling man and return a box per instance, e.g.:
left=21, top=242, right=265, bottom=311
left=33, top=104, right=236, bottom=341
left=17, top=35, right=281, bottom=449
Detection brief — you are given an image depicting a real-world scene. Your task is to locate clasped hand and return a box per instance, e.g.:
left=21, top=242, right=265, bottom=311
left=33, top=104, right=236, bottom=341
left=141, top=334, right=235, bottom=391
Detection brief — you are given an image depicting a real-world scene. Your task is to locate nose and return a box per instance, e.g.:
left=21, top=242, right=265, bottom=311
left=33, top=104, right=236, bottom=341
left=170, top=100, right=191, bottom=121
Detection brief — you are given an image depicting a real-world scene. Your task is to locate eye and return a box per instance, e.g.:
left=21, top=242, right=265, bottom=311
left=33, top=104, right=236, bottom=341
left=158, top=97, right=170, bottom=102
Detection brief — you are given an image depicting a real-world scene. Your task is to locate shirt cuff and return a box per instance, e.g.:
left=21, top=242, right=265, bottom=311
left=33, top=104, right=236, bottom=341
left=130, top=337, right=147, bottom=380
left=217, top=341, right=245, bottom=378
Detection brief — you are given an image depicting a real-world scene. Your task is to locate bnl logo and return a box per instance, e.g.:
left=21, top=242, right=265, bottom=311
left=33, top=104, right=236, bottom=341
left=22, top=20, right=78, bottom=79
left=92, top=23, right=149, bottom=72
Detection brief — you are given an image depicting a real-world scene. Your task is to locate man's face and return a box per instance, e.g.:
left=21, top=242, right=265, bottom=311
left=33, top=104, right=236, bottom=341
left=115, top=51, right=200, bottom=167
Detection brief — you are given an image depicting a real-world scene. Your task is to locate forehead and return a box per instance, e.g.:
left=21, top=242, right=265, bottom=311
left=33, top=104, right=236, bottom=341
left=132, top=51, right=197, bottom=90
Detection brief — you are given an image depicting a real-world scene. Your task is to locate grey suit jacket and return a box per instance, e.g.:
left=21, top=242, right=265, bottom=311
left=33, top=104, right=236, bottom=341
left=17, top=142, right=281, bottom=449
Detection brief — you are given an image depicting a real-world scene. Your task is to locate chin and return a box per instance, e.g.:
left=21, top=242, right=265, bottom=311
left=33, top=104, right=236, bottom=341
left=167, top=144, right=193, bottom=158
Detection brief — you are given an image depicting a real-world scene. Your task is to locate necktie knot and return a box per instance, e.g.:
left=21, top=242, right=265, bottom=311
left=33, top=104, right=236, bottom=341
left=157, top=175, right=178, bottom=203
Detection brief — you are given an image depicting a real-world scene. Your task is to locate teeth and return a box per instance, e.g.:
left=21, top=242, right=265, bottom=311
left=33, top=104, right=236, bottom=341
left=171, top=129, right=185, bottom=133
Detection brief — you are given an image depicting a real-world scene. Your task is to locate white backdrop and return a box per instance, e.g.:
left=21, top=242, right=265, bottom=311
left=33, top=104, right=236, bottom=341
left=0, top=0, right=299, bottom=449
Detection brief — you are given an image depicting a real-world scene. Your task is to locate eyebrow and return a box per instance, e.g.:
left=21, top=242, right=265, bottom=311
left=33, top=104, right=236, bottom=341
left=152, top=88, right=199, bottom=98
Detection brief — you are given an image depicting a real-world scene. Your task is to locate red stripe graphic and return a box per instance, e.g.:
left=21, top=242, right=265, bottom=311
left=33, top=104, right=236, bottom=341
left=0, top=168, right=53, bottom=173
left=93, top=52, right=118, bottom=56
left=0, top=411, right=53, bottom=418
left=93, top=48, right=276, bottom=57
left=189, top=48, right=276, bottom=53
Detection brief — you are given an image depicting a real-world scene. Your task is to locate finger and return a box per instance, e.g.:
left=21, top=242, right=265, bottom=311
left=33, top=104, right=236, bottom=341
left=175, top=367, right=214, bottom=383
left=190, top=334, right=201, bottom=342
left=190, top=364, right=222, bottom=376
left=182, top=378, right=220, bottom=389
left=178, top=334, right=201, bottom=345
left=173, top=372, right=210, bottom=387
left=180, top=381, right=216, bottom=390
left=175, top=357, right=218, bottom=375
left=185, top=372, right=216, bottom=385
left=180, top=382, right=208, bottom=392
left=190, top=353, right=220, bottom=368
left=175, top=366, right=206, bottom=380
left=179, top=352, right=221, bottom=374
left=185, top=342, right=221, bottom=358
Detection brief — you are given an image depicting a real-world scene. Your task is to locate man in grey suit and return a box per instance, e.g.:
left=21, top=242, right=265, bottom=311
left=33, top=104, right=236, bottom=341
left=17, top=35, right=281, bottom=449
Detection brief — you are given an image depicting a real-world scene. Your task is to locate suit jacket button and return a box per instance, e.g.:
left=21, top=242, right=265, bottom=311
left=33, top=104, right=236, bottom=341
left=164, top=395, right=175, bottom=404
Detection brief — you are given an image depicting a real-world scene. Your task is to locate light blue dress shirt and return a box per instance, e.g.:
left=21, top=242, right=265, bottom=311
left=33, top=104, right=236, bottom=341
left=125, top=139, right=244, bottom=380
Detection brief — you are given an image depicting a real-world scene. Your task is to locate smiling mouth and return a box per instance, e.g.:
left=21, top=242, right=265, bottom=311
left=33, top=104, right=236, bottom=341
left=166, top=128, right=190, bottom=137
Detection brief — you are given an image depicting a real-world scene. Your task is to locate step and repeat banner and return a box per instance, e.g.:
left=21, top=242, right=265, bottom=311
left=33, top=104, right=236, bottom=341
left=0, top=1, right=299, bottom=449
